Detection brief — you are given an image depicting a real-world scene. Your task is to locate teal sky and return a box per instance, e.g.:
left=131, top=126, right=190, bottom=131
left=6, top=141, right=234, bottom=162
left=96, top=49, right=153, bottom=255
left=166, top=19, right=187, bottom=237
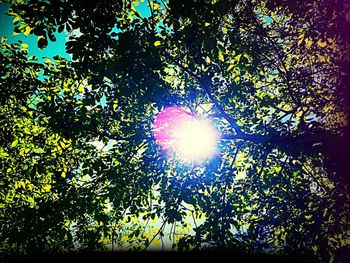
left=0, top=3, right=71, bottom=62
left=0, top=2, right=152, bottom=62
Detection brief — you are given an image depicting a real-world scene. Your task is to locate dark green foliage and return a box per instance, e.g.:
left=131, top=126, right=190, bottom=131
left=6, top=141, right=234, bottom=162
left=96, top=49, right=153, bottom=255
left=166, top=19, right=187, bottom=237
left=0, top=0, right=349, bottom=261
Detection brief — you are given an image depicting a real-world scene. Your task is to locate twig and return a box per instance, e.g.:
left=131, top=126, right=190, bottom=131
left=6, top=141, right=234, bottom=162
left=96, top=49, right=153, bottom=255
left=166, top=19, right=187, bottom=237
left=163, top=53, right=243, bottom=135
left=144, top=217, right=168, bottom=250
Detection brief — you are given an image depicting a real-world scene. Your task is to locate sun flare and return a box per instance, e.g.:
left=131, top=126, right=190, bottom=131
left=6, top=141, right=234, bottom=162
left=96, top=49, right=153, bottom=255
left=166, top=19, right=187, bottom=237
left=154, top=107, right=219, bottom=162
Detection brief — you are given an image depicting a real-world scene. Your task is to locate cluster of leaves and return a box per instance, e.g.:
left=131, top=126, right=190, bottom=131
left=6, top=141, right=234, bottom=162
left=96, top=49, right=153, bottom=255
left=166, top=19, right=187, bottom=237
left=0, top=0, right=349, bottom=261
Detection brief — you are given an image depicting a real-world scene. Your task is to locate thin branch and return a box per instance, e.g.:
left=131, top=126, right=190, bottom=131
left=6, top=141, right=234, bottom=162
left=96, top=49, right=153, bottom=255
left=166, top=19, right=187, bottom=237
left=191, top=212, right=198, bottom=228
left=302, top=164, right=328, bottom=192
left=163, top=53, right=243, bottom=135
left=199, top=76, right=243, bottom=135
left=147, top=0, right=154, bottom=21
left=255, top=19, right=301, bottom=106
left=159, top=0, right=168, bottom=9
left=144, top=217, right=168, bottom=250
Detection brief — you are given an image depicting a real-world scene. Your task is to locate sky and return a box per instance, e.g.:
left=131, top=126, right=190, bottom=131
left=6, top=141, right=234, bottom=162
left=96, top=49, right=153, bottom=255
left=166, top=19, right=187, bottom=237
left=0, top=1, right=152, bottom=62
left=0, top=3, right=71, bottom=62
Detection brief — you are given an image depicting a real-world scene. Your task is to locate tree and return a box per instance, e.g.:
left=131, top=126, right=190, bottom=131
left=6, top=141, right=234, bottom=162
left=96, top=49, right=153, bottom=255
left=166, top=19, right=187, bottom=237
left=0, top=0, right=349, bottom=261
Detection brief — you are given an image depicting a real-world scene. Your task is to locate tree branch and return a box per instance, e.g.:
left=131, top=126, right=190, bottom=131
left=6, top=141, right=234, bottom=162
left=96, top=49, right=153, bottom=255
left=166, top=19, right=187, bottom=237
left=254, top=18, right=301, bottom=107
left=163, top=53, right=243, bottom=135
left=144, top=217, right=168, bottom=250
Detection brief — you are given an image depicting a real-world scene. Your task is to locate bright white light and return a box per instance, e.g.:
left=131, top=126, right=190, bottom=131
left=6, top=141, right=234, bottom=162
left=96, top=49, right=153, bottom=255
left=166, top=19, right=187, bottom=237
left=173, top=119, right=219, bottom=162
left=153, top=107, right=220, bottom=163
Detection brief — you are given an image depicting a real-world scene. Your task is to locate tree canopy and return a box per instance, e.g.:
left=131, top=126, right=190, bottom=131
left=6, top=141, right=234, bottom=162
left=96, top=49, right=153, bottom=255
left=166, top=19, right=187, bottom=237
left=0, top=0, right=349, bottom=261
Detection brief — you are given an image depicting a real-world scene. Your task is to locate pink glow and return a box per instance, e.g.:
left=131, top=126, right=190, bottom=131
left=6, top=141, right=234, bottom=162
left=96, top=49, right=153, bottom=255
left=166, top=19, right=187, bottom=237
left=153, top=106, right=195, bottom=150
left=153, top=107, right=219, bottom=162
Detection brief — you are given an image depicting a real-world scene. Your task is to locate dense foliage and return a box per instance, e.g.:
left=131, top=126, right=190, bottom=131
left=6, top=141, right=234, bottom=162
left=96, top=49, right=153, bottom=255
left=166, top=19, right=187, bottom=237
left=1, top=0, right=349, bottom=261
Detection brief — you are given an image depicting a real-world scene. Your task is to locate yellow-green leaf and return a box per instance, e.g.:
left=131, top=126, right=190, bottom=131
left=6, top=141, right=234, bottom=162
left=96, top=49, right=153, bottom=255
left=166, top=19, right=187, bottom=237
left=235, top=53, right=242, bottom=62
left=153, top=239, right=161, bottom=248
left=305, top=37, right=313, bottom=49
left=11, top=140, right=18, bottom=147
left=59, top=140, right=66, bottom=149
left=0, top=150, right=9, bottom=158
left=154, top=40, right=162, bottom=47
left=13, top=16, right=21, bottom=24
left=297, top=33, right=305, bottom=45
left=226, top=64, right=234, bottom=72
left=24, top=26, right=31, bottom=37
left=305, top=214, right=312, bottom=220
left=317, top=39, right=327, bottom=48
left=218, top=50, right=224, bottom=62
left=42, top=184, right=51, bottom=192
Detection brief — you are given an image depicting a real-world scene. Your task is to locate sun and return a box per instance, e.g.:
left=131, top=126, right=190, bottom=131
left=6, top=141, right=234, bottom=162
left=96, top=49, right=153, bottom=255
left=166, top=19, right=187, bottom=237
left=174, top=118, right=219, bottom=162
left=153, top=107, right=219, bottom=162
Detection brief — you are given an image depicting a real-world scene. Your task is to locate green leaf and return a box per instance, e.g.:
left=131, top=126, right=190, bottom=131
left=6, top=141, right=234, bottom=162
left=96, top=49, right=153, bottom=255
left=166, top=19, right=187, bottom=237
left=153, top=239, right=161, bottom=248
left=29, top=55, right=38, bottom=60
left=226, top=64, right=234, bottom=71
left=218, top=50, right=224, bottom=62
left=0, top=149, right=9, bottom=158
left=13, top=16, right=20, bottom=25
left=37, top=36, right=48, bottom=49
left=48, top=31, right=56, bottom=42
left=59, top=140, right=67, bottom=149
left=42, top=184, right=51, bottom=192
left=24, top=26, right=31, bottom=37
left=154, top=40, right=162, bottom=47
left=58, top=24, right=65, bottom=33
left=11, top=140, right=18, bottom=147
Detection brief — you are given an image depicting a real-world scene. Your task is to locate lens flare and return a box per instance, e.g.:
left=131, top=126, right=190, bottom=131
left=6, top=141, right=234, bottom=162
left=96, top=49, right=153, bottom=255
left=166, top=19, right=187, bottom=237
left=153, top=107, right=219, bottom=162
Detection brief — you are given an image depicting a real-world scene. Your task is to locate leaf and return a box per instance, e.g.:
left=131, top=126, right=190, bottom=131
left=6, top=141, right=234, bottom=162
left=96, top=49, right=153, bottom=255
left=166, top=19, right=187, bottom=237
left=38, top=36, right=48, bottom=49
left=43, top=184, right=51, bottom=192
left=19, top=181, right=25, bottom=188
left=317, top=39, right=327, bottom=48
left=59, top=140, right=66, bottom=149
left=305, top=37, right=313, bottom=49
left=305, top=214, right=312, bottom=220
left=226, top=64, right=234, bottom=71
left=218, top=50, right=224, bottom=62
left=297, top=33, right=305, bottom=45
left=0, top=149, right=9, bottom=158
left=61, top=171, right=66, bottom=178
left=58, top=24, right=65, bottom=33
left=48, top=31, right=56, bottom=42
left=153, top=238, right=161, bottom=248
left=13, top=16, right=20, bottom=25
left=13, top=26, right=21, bottom=35
left=154, top=40, right=162, bottom=47
left=24, top=26, right=31, bottom=37
left=11, top=140, right=18, bottom=147
left=235, top=53, right=242, bottom=62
